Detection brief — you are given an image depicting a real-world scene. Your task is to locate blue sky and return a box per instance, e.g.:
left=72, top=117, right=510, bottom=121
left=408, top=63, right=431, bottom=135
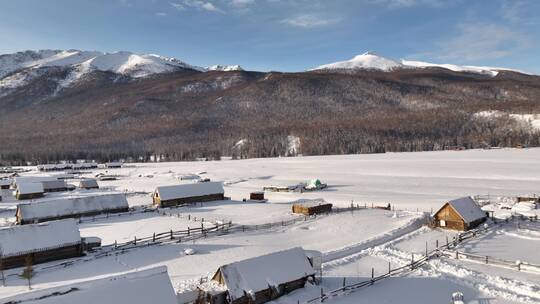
left=0, top=0, right=539, bottom=72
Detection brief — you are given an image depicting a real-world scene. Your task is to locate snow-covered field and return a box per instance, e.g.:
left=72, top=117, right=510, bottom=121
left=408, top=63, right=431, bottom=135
left=2, top=148, right=540, bottom=303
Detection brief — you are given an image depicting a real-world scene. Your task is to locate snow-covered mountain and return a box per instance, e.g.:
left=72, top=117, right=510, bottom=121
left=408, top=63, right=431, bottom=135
left=0, top=50, right=207, bottom=94
left=206, top=65, right=243, bottom=72
left=312, top=52, right=528, bottom=77
left=313, top=52, right=402, bottom=72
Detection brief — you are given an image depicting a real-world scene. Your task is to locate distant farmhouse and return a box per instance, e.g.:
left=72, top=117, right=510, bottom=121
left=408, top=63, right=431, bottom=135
left=105, top=162, right=123, bottom=168
left=433, top=197, right=487, bottom=231
left=0, top=179, right=12, bottom=189
left=1, top=267, right=178, bottom=304
left=153, top=182, right=225, bottom=208
left=79, top=178, right=99, bottom=189
left=202, top=247, right=316, bottom=304
left=15, top=182, right=45, bottom=200
left=41, top=179, right=68, bottom=192
left=292, top=199, right=333, bottom=216
left=0, top=219, right=83, bottom=269
left=16, top=193, right=129, bottom=224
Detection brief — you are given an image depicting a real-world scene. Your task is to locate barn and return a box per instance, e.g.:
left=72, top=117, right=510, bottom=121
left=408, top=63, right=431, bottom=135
left=0, top=219, right=83, bottom=269
left=1, top=267, right=178, bottom=304
left=292, top=199, right=333, bottom=216
left=153, top=182, right=225, bottom=208
left=16, top=183, right=45, bottom=200
left=204, top=247, right=316, bottom=304
left=42, top=179, right=68, bottom=192
left=14, top=176, right=58, bottom=188
left=433, top=197, right=487, bottom=231
left=0, top=179, right=11, bottom=189
left=16, top=193, right=129, bottom=224
left=79, top=178, right=99, bottom=189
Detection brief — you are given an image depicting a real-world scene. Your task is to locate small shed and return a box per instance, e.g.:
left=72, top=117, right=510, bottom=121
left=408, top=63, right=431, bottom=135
left=16, top=193, right=129, bottom=224
left=292, top=199, right=333, bottom=216
left=0, top=179, right=11, bottom=189
left=105, top=162, right=123, bottom=168
left=433, top=197, right=487, bottom=231
left=79, top=179, right=99, bottom=189
left=516, top=196, right=539, bottom=204
left=250, top=191, right=265, bottom=201
left=0, top=219, right=83, bottom=269
left=16, top=183, right=45, bottom=200
left=153, top=182, right=225, bottom=208
left=1, top=267, right=178, bottom=304
left=207, top=247, right=315, bottom=304
left=42, top=180, right=68, bottom=192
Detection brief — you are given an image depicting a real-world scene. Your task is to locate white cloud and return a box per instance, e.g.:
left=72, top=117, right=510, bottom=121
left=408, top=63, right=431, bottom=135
left=281, top=14, right=340, bottom=28
left=436, top=23, right=529, bottom=61
left=170, top=0, right=223, bottom=13
left=372, top=0, right=444, bottom=8
left=228, top=0, right=255, bottom=7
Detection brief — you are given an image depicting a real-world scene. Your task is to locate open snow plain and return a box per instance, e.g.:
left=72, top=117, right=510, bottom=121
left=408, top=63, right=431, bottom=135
left=1, top=148, right=540, bottom=303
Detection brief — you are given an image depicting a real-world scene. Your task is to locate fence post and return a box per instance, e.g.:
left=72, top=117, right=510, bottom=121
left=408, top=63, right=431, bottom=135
left=455, top=251, right=458, bottom=260
left=436, top=240, right=439, bottom=249
left=411, top=254, right=414, bottom=270
left=342, top=277, right=346, bottom=288
left=425, top=242, right=428, bottom=257
left=188, top=227, right=190, bottom=236
left=388, top=262, right=391, bottom=275
left=485, top=256, right=488, bottom=264
left=446, top=235, right=449, bottom=249
left=114, top=240, right=117, bottom=250
left=170, top=230, right=173, bottom=240
left=134, top=236, right=137, bottom=245
left=371, top=268, right=374, bottom=285
left=153, top=233, right=156, bottom=242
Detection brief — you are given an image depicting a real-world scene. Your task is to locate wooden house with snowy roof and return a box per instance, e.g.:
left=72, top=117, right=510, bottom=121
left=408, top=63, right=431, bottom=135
left=153, top=182, right=225, bottom=208
left=203, top=247, right=316, bottom=304
left=15, top=182, right=45, bottom=200
left=0, top=179, right=12, bottom=189
left=0, top=219, right=83, bottom=269
left=16, top=193, right=129, bottom=224
left=433, top=196, right=487, bottom=231
left=1, top=267, right=178, bottom=304
left=292, top=199, right=333, bottom=216
left=79, top=178, right=99, bottom=189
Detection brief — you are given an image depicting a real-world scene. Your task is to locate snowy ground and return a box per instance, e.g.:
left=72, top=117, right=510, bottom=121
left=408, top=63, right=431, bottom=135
left=2, top=148, right=540, bottom=303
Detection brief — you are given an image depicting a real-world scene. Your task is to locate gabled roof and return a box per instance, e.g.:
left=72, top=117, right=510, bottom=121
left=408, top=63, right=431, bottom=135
left=0, top=179, right=12, bottom=186
left=156, top=182, right=224, bottom=201
left=17, top=193, right=128, bottom=222
left=17, top=182, right=44, bottom=195
left=79, top=179, right=99, bottom=188
left=1, top=267, right=177, bottom=304
left=14, top=176, right=58, bottom=186
left=41, top=179, right=68, bottom=189
left=214, top=247, right=315, bottom=300
left=438, top=196, right=486, bottom=224
left=0, top=219, right=81, bottom=257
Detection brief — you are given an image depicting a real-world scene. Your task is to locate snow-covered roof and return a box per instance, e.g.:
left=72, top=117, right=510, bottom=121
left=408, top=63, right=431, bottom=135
left=215, top=247, right=315, bottom=300
left=0, top=219, right=81, bottom=258
left=41, top=179, right=67, bottom=190
left=16, top=182, right=44, bottom=195
left=2, top=266, right=178, bottom=304
left=14, top=176, right=58, bottom=186
left=79, top=179, right=99, bottom=188
left=156, top=182, right=224, bottom=201
left=17, top=193, right=128, bottom=221
left=293, top=198, right=331, bottom=208
left=443, top=197, right=486, bottom=224
left=0, top=179, right=12, bottom=186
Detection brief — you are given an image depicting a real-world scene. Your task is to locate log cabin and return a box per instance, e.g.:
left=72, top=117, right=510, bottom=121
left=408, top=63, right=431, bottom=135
left=153, top=182, right=225, bottom=208
left=15, top=183, right=45, bottom=200
left=433, top=197, right=487, bottom=231
left=0, top=219, right=83, bottom=269
left=292, top=199, right=333, bottom=216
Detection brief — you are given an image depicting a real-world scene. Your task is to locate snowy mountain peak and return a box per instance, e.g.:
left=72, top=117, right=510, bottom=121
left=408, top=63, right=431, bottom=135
left=313, top=52, right=403, bottom=72
left=206, top=65, right=243, bottom=72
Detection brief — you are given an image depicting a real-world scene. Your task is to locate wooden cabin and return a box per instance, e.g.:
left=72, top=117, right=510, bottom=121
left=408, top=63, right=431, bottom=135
left=79, top=178, right=99, bottom=189
left=105, top=162, right=123, bottom=168
left=41, top=180, right=68, bottom=192
left=153, top=182, right=225, bottom=208
left=292, top=199, right=333, bottom=216
left=0, top=219, right=83, bottom=269
left=516, top=196, right=539, bottom=204
left=433, top=197, right=487, bottom=231
left=250, top=191, right=265, bottom=201
left=2, top=267, right=178, bottom=304
left=16, top=193, right=129, bottom=224
left=203, top=247, right=315, bottom=304
left=0, top=179, right=11, bottom=189
left=16, top=183, right=45, bottom=200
